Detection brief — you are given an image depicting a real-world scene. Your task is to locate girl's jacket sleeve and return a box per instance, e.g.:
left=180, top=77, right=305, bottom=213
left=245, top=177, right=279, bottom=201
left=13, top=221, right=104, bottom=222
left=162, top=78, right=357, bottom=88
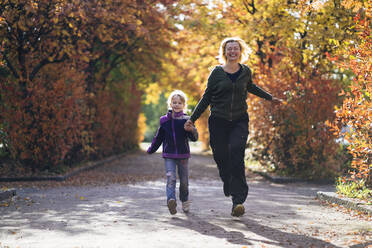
left=147, top=125, right=165, bottom=154
left=186, top=127, right=199, bottom=142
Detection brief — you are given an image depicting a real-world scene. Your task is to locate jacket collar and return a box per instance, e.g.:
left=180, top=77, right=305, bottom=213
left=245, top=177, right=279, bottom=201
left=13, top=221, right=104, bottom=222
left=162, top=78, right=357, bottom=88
left=167, top=110, right=184, bottom=118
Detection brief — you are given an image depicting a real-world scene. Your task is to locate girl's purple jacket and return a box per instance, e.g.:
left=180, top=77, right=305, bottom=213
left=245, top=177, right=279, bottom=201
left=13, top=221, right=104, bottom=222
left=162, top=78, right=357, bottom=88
left=147, top=110, right=198, bottom=158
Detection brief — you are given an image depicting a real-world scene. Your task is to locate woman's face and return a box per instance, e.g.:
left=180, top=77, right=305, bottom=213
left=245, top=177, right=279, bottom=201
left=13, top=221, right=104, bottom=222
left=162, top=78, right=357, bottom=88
left=225, top=41, right=241, bottom=63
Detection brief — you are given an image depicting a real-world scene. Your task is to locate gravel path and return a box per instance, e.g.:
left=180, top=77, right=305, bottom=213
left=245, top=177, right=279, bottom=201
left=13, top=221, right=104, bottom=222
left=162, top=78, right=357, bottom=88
left=0, top=150, right=371, bottom=248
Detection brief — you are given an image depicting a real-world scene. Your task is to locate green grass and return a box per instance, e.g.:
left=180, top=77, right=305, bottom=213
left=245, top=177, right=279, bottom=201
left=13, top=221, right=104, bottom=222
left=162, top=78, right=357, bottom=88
left=336, top=178, right=372, bottom=201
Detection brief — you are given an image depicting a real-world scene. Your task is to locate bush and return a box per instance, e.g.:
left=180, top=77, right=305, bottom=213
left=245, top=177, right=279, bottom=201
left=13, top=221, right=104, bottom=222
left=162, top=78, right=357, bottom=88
left=249, top=49, right=346, bottom=180
left=336, top=178, right=372, bottom=200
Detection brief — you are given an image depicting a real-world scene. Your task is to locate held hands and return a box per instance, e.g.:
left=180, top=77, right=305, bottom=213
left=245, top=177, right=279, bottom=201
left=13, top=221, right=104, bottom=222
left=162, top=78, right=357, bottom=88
left=184, top=119, right=195, bottom=132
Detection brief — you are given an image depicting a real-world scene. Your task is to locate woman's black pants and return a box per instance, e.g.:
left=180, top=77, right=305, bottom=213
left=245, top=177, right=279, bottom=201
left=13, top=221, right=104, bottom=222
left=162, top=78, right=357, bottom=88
left=208, top=114, right=249, bottom=205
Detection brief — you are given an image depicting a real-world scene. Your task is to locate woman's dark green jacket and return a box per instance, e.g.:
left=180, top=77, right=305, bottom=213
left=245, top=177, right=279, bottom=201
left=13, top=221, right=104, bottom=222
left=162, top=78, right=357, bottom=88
left=190, top=64, right=272, bottom=122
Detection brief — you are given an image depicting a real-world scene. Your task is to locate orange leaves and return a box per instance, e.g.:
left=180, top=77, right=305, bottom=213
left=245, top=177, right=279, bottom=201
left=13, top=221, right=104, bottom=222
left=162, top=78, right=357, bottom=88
left=325, top=52, right=339, bottom=62
left=249, top=51, right=344, bottom=178
left=1, top=0, right=178, bottom=171
left=329, top=1, right=372, bottom=184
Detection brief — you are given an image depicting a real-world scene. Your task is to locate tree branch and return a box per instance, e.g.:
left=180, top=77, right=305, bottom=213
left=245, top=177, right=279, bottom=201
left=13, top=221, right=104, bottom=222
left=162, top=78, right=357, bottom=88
left=3, top=51, right=19, bottom=79
left=30, top=53, right=68, bottom=81
left=243, top=0, right=256, bottom=15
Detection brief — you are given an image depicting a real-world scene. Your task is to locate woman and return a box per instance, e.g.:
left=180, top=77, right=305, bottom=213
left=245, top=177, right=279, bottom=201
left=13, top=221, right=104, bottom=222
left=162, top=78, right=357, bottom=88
left=184, top=37, right=282, bottom=217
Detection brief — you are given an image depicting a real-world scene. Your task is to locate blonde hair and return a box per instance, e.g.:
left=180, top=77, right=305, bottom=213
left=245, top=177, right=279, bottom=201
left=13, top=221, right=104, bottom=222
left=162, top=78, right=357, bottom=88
left=167, top=90, right=188, bottom=110
left=218, top=37, right=250, bottom=64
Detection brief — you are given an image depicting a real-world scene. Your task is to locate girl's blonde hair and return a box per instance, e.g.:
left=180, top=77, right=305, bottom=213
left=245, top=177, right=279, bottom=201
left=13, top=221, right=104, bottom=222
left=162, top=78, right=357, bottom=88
left=217, top=37, right=250, bottom=64
left=167, top=90, right=188, bottom=110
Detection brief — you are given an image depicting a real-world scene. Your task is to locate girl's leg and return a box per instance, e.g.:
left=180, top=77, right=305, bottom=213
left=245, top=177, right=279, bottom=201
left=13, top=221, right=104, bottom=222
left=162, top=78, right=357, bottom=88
left=164, top=158, right=177, bottom=202
left=229, top=116, right=249, bottom=205
left=177, top=159, right=189, bottom=202
left=208, top=116, right=232, bottom=195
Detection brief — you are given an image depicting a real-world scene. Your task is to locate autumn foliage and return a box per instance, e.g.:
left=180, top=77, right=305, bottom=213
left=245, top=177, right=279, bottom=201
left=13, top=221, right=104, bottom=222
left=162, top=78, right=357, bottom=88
left=0, top=0, right=177, bottom=171
left=157, top=0, right=362, bottom=180
left=0, top=0, right=370, bottom=183
left=249, top=47, right=345, bottom=178
left=326, top=1, right=371, bottom=186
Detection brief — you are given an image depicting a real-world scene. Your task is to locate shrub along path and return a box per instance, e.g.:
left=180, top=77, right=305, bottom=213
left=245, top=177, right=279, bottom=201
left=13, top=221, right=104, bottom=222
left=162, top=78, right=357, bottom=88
left=0, top=149, right=371, bottom=248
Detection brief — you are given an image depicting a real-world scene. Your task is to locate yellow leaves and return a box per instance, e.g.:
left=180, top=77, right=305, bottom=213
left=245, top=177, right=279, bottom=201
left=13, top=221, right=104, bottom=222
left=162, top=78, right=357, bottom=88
left=62, top=29, right=70, bottom=36
left=75, top=194, right=86, bottom=201
left=137, top=113, right=146, bottom=143
left=328, top=39, right=340, bottom=47
left=144, top=84, right=162, bottom=104
left=81, top=56, right=90, bottom=63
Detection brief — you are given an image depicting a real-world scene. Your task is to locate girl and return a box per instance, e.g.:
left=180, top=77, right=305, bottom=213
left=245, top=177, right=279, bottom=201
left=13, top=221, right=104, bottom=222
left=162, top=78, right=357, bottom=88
left=147, top=90, right=198, bottom=215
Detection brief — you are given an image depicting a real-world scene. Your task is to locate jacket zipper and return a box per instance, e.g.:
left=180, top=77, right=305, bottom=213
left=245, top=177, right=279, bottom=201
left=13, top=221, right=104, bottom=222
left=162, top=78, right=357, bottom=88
left=171, top=117, right=178, bottom=154
left=231, top=83, right=235, bottom=121
left=223, top=65, right=243, bottom=121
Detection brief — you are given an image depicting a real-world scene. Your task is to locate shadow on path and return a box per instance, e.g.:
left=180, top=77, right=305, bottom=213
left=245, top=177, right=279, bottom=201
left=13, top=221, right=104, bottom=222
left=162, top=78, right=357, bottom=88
left=168, top=214, right=252, bottom=246
left=168, top=213, right=342, bottom=248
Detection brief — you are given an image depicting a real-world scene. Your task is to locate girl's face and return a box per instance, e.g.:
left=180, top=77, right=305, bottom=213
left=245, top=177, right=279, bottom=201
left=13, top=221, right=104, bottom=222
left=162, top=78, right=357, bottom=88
left=170, top=95, right=185, bottom=113
left=225, top=41, right=241, bottom=63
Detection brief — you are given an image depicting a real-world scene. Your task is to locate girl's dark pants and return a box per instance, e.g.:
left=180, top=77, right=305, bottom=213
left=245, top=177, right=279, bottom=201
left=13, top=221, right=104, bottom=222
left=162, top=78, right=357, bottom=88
left=208, top=114, right=249, bottom=205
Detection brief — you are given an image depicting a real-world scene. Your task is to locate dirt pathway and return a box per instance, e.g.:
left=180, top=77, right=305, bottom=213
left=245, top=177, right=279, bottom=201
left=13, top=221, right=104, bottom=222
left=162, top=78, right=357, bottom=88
left=0, top=150, right=371, bottom=248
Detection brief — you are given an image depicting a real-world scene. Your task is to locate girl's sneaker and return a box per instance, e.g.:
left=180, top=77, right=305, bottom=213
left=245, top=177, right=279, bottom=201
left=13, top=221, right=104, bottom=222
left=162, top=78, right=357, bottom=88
left=167, top=199, right=177, bottom=215
left=182, top=200, right=190, bottom=213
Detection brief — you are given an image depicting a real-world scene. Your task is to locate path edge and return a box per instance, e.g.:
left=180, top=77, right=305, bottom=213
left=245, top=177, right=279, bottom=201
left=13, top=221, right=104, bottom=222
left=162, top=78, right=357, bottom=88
left=317, top=191, right=372, bottom=215
left=0, top=151, right=132, bottom=183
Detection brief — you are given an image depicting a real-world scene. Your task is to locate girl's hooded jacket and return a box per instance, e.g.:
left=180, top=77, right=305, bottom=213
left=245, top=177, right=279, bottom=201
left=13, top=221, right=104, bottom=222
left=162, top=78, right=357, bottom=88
left=147, top=110, right=198, bottom=159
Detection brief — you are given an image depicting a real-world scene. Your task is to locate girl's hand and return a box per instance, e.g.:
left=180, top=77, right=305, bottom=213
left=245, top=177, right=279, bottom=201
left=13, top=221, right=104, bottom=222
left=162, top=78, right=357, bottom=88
left=184, top=120, right=194, bottom=131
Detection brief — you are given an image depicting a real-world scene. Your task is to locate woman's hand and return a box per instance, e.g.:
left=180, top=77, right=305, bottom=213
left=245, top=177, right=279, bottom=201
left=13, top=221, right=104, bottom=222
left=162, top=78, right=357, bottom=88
left=184, top=120, right=194, bottom=132
left=271, top=97, right=284, bottom=106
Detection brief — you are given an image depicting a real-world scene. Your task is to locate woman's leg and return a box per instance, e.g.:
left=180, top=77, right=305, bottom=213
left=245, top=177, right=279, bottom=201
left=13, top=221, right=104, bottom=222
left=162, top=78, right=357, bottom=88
left=208, top=116, right=232, bottom=196
left=164, top=158, right=177, bottom=202
left=229, top=117, right=249, bottom=205
left=177, top=159, right=189, bottom=202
